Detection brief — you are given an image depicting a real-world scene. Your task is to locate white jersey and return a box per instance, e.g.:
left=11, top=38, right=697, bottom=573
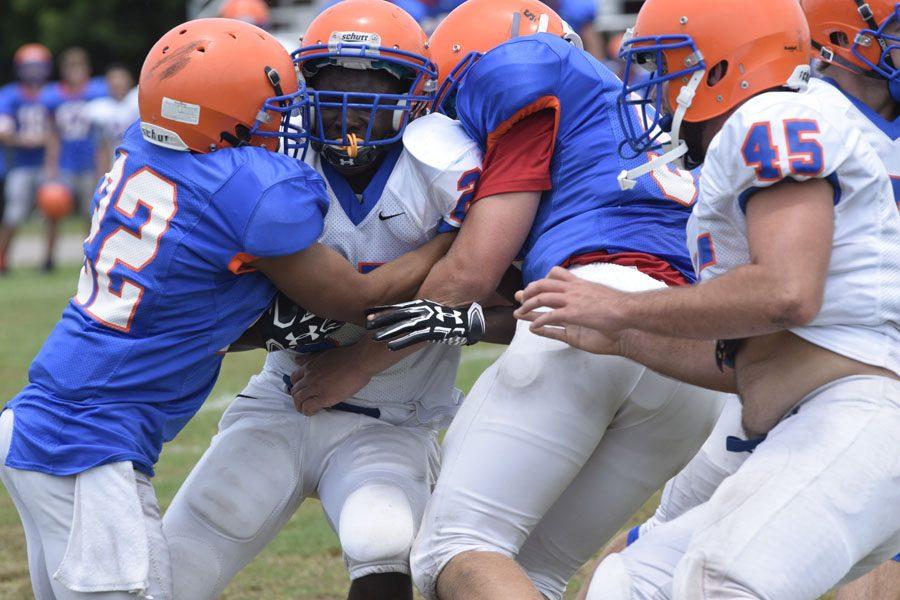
left=262, top=113, right=483, bottom=425
left=687, top=79, right=900, bottom=375
left=813, top=77, right=900, bottom=205
left=87, top=87, right=139, bottom=146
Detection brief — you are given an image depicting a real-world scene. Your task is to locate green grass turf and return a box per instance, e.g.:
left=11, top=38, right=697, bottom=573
left=1, top=266, right=837, bottom=600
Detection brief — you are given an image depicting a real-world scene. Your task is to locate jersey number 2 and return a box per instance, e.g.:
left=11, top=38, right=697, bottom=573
left=75, top=153, right=178, bottom=332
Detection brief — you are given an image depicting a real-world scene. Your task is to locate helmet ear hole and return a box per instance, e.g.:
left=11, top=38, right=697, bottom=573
left=829, top=31, right=851, bottom=48
left=707, top=60, right=729, bottom=87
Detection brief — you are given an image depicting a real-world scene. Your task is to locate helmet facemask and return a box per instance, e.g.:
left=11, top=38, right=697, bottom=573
left=851, top=2, right=900, bottom=101
left=616, top=31, right=706, bottom=190
left=294, top=38, right=437, bottom=170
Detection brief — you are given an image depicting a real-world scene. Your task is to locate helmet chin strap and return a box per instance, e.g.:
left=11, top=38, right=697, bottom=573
left=618, top=69, right=705, bottom=191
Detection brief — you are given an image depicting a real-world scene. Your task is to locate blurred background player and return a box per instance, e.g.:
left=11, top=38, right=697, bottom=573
left=219, top=0, right=272, bottom=29
left=0, top=44, right=53, bottom=275
left=42, top=47, right=109, bottom=270
left=0, top=17, right=453, bottom=600
left=161, top=3, right=483, bottom=599
left=513, top=0, right=899, bottom=597
left=88, top=64, right=139, bottom=184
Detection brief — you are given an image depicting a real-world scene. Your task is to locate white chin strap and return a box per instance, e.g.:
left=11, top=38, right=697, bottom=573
left=618, top=69, right=705, bottom=191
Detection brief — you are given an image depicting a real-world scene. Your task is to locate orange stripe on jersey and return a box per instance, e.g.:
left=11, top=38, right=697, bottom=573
left=486, top=95, right=561, bottom=155
left=228, top=252, right=259, bottom=274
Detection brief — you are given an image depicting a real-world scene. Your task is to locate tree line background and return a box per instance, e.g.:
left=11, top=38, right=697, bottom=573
left=0, top=0, right=188, bottom=83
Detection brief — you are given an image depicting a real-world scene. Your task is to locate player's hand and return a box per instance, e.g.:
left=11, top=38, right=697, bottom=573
left=365, top=300, right=485, bottom=351
left=260, top=292, right=345, bottom=352
left=289, top=343, right=371, bottom=416
left=515, top=308, right=625, bottom=355
left=513, top=267, right=628, bottom=333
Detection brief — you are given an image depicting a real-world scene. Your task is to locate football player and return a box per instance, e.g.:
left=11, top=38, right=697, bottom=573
left=573, top=2, right=900, bottom=598
left=515, top=0, right=900, bottom=597
left=161, top=3, right=484, bottom=599
left=42, top=47, right=109, bottom=270
left=296, top=1, right=726, bottom=599
left=88, top=64, right=139, bottom=181
left=0, top=18, right=451, bottom=600
left=0, top=44, right=53, bottom=274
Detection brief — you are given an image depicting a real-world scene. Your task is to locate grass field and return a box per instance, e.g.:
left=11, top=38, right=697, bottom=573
left=0, top=265, right=665, bottom=599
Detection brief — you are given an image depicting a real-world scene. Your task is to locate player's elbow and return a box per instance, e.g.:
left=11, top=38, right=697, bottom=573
left=443, top=257, right=498, bottom=303
left=766, top=284, right=822, bottom=329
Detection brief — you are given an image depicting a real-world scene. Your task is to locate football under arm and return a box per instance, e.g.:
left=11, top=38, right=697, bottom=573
left=252, top=232, right=455, bottom=326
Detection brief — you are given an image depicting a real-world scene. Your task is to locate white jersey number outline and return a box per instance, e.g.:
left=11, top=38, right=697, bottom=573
left=75, top=153, right=178, bottom=332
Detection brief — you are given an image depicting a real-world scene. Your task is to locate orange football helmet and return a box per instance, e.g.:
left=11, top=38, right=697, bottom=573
left=220, top=0, right=271, bottom=29
left=428, top=0, right=582, bottom=114
left=802, top=1, right=899, bottom=93
left=138, top=18, right=306, bottom=155
left=14, top=43, right=51, bottom=64
left=616, top=0, right=811, bottom=182
left=36, top=182, right=74, bottom=221
left=294, top=0, right=436, bottom=166
left=14, top=43, right=52, bottom=84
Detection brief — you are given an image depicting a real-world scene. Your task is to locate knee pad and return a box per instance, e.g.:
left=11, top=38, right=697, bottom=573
left=167, top=534, right=224, bottom=600
left=585, top=554, right=633, bottom=600
left=184, top=424, right=298, bottom=540
left=339, top=483, right=415, bottom=563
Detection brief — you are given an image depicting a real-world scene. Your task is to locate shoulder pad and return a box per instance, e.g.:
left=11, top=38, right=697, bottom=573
left=402, top=112, right=481, bottom=176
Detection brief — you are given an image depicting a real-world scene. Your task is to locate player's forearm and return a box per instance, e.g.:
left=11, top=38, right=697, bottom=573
left=364, top=232, right=456, bottom=307
left=619, top=331, right=736, bottom=392
left=618, top=265, right=817, bottom=340
left=481, top=306, right=517, bottom=345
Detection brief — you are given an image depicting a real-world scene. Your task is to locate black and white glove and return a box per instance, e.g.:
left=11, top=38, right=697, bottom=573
left=365, top=300, right=485, bottom=351
left=257, top=292, right=345, bottom=352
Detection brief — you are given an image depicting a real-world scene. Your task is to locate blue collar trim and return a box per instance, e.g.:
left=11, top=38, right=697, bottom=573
left=320, top=144, right=403, bottom=226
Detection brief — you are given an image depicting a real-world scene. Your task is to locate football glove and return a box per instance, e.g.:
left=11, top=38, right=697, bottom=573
left=365, top=300, right=485, bottom=351
left=258, top=292, right=345, bottom=352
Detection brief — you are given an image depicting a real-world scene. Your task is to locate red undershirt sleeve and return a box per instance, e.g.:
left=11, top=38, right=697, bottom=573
left=472, top=108, right=556, bottom=204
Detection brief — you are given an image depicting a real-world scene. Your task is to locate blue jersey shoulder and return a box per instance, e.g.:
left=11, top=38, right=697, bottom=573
left=457, top=34, right=618, bottom=149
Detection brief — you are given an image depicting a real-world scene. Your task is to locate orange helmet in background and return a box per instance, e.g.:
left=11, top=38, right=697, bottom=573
left=294, top=0, right=436, bottom=166
left=36, top=182, right=74, bottom=221
left=14, top=43, right=52, bottom=84
left=14, top=43, right=52, bottom=65
left=802, top=1, right=900, bottom=90
left=428, top=0, right=582, bottom=114
left=138, top=18, right=307, bottom=155
left=220, top=0, right=271, bottom=29
left=616, top=0, right=811, bottom=185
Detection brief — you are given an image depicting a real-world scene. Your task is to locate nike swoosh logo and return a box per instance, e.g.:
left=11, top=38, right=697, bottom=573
left=379, top=211, right=406, bottom=221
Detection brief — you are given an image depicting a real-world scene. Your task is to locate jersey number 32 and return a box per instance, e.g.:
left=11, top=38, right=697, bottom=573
left=74, top=152, right=178, bottom=332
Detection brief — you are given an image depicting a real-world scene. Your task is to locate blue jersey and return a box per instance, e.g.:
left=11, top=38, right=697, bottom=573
left=42, top=77, right=109, bottom=172
left=5, top=123, right=328, bottom=477
left=455, top=34, right=697, bottom=285
left=0, top=82, right=51, bottom=168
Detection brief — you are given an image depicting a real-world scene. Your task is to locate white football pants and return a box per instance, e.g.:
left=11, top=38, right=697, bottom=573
left=162, top=375, right=440, bottom=599
left=0, top=409, right=172, bottom=600
left=409, top=263, right=726, bottom=600
left=586, top=375, right=900, bottom=600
